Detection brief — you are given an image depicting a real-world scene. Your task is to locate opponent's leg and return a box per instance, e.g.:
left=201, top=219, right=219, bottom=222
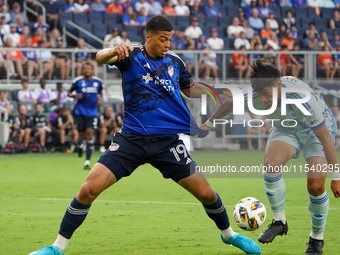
left=305, top=156, right=328, bottom=255
left=178, top=172, right=261, bottom=254
left=29, top=163, right=117, bottom=255
left=258, top=141, right=296, bottom=244
left=84, top=127, right=95, bottom=169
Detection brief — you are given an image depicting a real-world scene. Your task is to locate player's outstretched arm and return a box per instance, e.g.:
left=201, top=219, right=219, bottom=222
left=96, top=43, right=134, bottom=65
left=313, top=125, right=340, bottom=198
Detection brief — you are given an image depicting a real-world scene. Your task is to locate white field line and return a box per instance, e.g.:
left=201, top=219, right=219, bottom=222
left=1, top=197, right=339, bottom=210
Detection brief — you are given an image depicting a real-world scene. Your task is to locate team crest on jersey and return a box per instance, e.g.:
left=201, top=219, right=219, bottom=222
left=81, top=80, right=86, bottom=87
left=168, top=67, right=174, bottom=77
left=93, top=82, right=98, bottom=88
left=109, top=143, right=120, bottom=151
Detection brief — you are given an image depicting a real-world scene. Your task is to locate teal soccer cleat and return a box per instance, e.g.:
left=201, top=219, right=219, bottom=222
left=221, top=233, right=262, bottom=254
left=29, top=245, right=64, bottom=255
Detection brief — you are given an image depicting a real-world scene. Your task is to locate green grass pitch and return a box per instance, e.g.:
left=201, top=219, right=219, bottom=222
left=1, top=150, right=339, bottom=255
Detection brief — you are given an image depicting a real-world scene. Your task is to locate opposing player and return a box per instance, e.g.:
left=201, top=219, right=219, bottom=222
left=201, top=60, right=340, bottom=255
left=68, top=62, right=102, bottom=170
left=28, top=16, right=261, bottom=255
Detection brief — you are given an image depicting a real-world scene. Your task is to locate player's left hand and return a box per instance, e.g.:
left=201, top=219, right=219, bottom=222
left=199, top=123, right=211, bottom=133
left=331, top=180, right=340, bottom=198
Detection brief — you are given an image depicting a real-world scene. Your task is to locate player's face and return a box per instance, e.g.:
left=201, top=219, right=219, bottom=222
left=82, top=65, right=93, bottom=78
left=146, top=30, right=174, bottom=58
left=257, top=80, right=282, bottom=109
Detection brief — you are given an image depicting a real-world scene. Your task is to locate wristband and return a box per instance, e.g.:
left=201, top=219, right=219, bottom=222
left=204, top=120, right=214, bottom=128
left=330, top=170, right=340, bottom=181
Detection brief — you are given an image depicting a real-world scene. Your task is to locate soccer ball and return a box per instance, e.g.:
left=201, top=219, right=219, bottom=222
left=233, top=197, right=266, bottom=231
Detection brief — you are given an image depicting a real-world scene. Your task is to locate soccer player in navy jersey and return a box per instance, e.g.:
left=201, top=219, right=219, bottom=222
left=68, top=62, right=103, bottom=170
left=28, top=16, right=261, bottom=255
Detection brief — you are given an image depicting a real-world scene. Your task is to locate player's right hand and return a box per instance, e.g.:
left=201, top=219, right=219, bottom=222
left=74, top=93, right=83, bottom=99
left=114, top=43, right=134, bottom=60
left=331, top=180, right=340, bottom=198
left=199, top=123, right=211, bottom=133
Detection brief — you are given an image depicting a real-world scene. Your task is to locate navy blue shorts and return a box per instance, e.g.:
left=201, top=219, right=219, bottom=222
left=97, top=131, right=197, bottom=182
left=75, top=115, right=98, bottom=132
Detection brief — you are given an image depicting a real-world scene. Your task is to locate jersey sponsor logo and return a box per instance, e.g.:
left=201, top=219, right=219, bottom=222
left=81, top=87, right=98, bottom=93
left=168, top=66, right=174, bottom=77
left=109, top=143, right=120, bottom=151
left=142, top=73, right=153, bottom=84
left=143, top=63, right=151, bottom=69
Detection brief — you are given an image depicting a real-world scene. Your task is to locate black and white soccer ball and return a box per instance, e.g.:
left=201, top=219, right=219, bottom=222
left=233, top=197, right=266, bottom=231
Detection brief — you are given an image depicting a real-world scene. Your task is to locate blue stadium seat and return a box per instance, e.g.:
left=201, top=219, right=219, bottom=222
left=84, top=35, right=103, bottom=49
left=104, top=13, right=120, bottom=24
left=92, top=25, right=107, bottom=40
left=59, top=12, right=74, bottom=27
left=123, top=25, right=144, bottom=43
left=74, top=13, right=88, bottom=26
left=307, top=6, right=320, bottom=18
left=205, top=16, right=219, bottom=29
left=226, top=5, right=238, bottom=16
left=78, top=23, right=92, bottom=36
left=269, top=6, right=281, bottom=18
left=177, top=16, right=190, bottom=30
left=322, top=8, right=335, bottom=19
left=294, top=6, right=308, bottom=19
left=90, top=13, right=105, bottom=26
left=107, top=23, right=123, bottom=34
left=166, top=15, right=177, bottom=26
left=281, top=6, right=294, bottom=18
left=65, top=23, right=79, bottom=37
left=314, top=16, right=328, bottom=29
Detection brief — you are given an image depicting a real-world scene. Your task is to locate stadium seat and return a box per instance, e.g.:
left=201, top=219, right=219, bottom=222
left=90, top=13, right=105, bottom=26
left=314, top=16, right=328, bottom=29
left=92, top=24, right=107, bottom=39
left=107, top=23, right=123, bottom=34
left=78, top=23, right=92, bottom=38
left=281, top=6, right=294, bottom=18
left=9, top=101, right=18, bottom=115
left=74, top=13, right=88, bottom=26
left=177, top=16, right=190, bottom=30
left=322, top=8, right=334, bottom=19
left=64, top=101, right=75, bottom=111
left=205, top=16, right=219, bottom=29
left=59, top=12, right=74, bottom=27
left=123, top=25, right=144, bottom=43
left=269, top=6, right=281, bottom=18
left=65, top=22, right=79, bottom=37
left=307, top=6, right=320, bottom=18
left=294, top=6, right=308, bottom=19
left=166, top=16, right=177, bottom=26
left=19, top=101, right=35, bottom=115
left=104, top=13, right=120, bottom=24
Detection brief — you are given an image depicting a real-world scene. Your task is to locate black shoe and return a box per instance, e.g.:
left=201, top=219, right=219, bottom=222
left=258, top=219, right=288, bottom=244
left=77, top=144, right=83, bottom=158
left=84, top=164, right=90, bottom=170
left=305, top=237, right=324, bottom=255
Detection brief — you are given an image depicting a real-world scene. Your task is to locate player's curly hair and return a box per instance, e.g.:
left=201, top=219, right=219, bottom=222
left=145, top=15, right=173, bottom=34
left=249, top=59, right=281, bottom=93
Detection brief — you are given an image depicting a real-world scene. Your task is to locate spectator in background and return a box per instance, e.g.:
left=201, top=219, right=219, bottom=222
left=283, top=10, right=295, bottom=29
left=184, top=17, right=203, bottom=39
left=237, top=8, right=246, bottom=25
left=266, top=11, right=279, bottom=30
left=98, top=106, right=117, bottom=153
left=204, top=0, right=221, bottom=17
left=245, top=0, right=256, bottom=17
left=136, top=7, right=149, bottom=26
left=0, top=16, right=10, bottom=36
left=292, top=0, right=306, bottom=7
left=36, top=40, right=55, bottom=80
left=260, top=21, right=273, bottom=39
left=75, top=38, right=98, bottom=77
left=331, top=30, right=340, bottom=48
left=304, top=22, right=320, bottom=39
left=195, top=33, right=207, bottom=49
left=107, top=0, right=124, bottom=14
left=0, top=90, right=11, bottom=108
left=207, top=28, right=224, bottom=50
left=268, top=0, right=279, bottom=6
left=74, top=0, right=91, bottom=13
left=250, top=31, right=263, bottom=49
left=265, top=31, right=280, bottom=50
left=122, top=6, right=139, bottom=25
left=265, top=46, right=278, bottom=66
left=48, top=28, right=61, bottom=48
left=30, top=103, right=49, bottom=151
left=241, top=0, right=253, bottom=7
left=10, top=2, right=28, bottom=24
left=333, top=44, right=340, bottom=76
left=32, top=27, right=47, bottom=47
left=0, top=5, right=11, bottom=23
left=189, top=0, right=204, bottom=18
left=280, top=0, right=293, bottom=7
left=175, top=0, right=190, bottom=16
left=303, top=30, right=320, bottom=50
left=281, top=30, right=296, bottom=50
left=329, top=9, right=340, bottom=30
left=14, top=14, right=26, bottom=35
left=227, top=17, right=245, bottom=38
left=43, top=0, right=59, bottom=29
left=171, top=30, right=185, bottom=50
left=17, top=78, right=37, bottom=103
left=234, top=31, right=251, bottom=50
left=54, top=37, right=71, bottom=80
left=181, top=35, right=195, bottom=73
left=63, top=0, right=77, bottom=13
left=121, top=0, right=133, bottom=13
left=256, top=0, right=270, bottom=18
left=199, top=44, right=219, bottom=81
left=242, top=19, right=255, bottom=39
left=318, top=31, right=333, bottom=50
left=34, top=78, right=53, bottom=108
left=292, top=42, right=304, bottom=77
left=307, top=0, right=322, bottom=8
left=286, top=23, right=298, bottom=40
left=149, top=0, right=163, bottom=15
left=3, top=37, right=25, bottom=78
left=33, top=15, right=50, bottom=34
left=335, top=0, right=340, bottom=9
left=135, top=0, right=151, bottom=15
left=251, top=42, right=264, bottom=62
left=52, top=83, right=72, bottom=109
left=248, top=8, right=264, bottom=30
left=276, top=23, right=287, bottom=41
left=232, top=45, right=249, bottom=79
left=22, top=37, right=40, bottom=80
left=103, top=27, right=120, bottom=48
left=91, top=0, right=106, bottom=13
left=163, top=0, right=177, bottom=16
left=317, top=45, right=336, bottom=79
left=4, top=23, right=20, bottom=46
left=117, top=30, right=131, bottom=44
left=15, top=104, right=31, bottom=151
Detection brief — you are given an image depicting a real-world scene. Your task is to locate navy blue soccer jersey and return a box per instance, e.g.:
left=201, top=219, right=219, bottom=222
left=70, top=76, right=103, bottom=116
left=111, top=45, right=205, bottom=137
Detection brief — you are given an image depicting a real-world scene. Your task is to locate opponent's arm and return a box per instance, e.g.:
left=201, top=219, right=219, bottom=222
left=181, top=81, right=234, bottom=98
left=313, top=124, right=340, bottom=198
left=96, top=43, right=134, bottom=65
